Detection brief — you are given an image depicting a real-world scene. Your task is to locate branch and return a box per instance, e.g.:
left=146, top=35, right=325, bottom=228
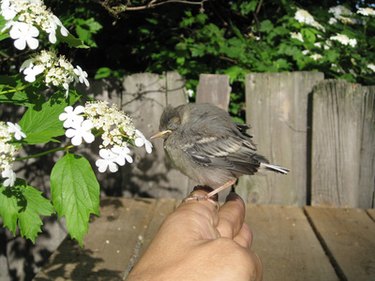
left=97, top=0, right=207, bottom=17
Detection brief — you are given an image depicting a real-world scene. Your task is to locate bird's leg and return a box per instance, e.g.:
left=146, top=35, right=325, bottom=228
left=206, top=179, right=237, bottom=199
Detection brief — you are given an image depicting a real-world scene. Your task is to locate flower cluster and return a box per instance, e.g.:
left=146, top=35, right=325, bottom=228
left=294, top=8, right=325, bottom=31
left=0, top=0, right=69, bottom=50
left=20, top=50, right=89, bottom=96
left=59, top=101, right=153, bottom=173
left=357, top=7, right=375, bottom=17
left=0, top=121, right=26, bottom=187
left=329, top=34, right=357, bottom=47
left=328, top=5, right=356, bottom=25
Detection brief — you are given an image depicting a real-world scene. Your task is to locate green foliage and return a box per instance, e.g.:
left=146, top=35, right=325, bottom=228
left=0, top=180, right=54, bottom=242
left=50, top=153, right=100, bottom=245
left=19, top=92, right=79, bottom=144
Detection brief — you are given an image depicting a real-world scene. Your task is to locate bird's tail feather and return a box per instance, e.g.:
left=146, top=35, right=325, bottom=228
left=260, top=163, right=289, bottom=174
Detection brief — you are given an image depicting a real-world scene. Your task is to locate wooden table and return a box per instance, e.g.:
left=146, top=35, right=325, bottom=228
left=34, top=198, right=375, bottom=281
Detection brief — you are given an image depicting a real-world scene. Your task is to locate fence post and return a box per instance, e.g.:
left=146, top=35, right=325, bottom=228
left=196, top=74, right=231, bottom=110
left=237, top=72, right=324, bottom=206
left=311, top=81, right=375, bottom=208
left=120, top=72, right=190, bottom=198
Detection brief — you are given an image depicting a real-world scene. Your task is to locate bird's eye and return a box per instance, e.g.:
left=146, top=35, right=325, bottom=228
left=168, top=116, right=181, bottom=130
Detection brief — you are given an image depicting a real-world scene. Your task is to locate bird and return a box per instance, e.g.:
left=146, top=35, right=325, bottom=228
left=151, top=103, right=289, bottom=199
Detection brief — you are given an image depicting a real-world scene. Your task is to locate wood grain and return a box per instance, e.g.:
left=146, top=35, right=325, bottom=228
left=311, top=81, right=375, bottom=207
left=34, top=198, right=157, bottom=280
left=368, top=209, right=375, bottom=221
left=121, top=72, right=190, bottom=198
left=238, top=72, right=324, bottom=206
left=305, top=206, right=375, bottom=281
left=196, top=74, right=230, bottom=110
left=247, top=205, right=338, bottom=281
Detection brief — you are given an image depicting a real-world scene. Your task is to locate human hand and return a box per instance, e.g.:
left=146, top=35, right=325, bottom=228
left=127, top=186, right=262, bottom=281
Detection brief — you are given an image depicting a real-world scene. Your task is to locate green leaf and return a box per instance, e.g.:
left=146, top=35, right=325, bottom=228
left=0, top=181, right=54, bottom=242
left=57, top=32, right=89, bottom=49
left=94, top=67, right=112, bottom=79
left=0, top=14, right=9, bottom=41
left=19, top=92, right=79, bottom=144
left=259, top=20, right=274, bottom=33
left=50, top=154, right=100, bottom=245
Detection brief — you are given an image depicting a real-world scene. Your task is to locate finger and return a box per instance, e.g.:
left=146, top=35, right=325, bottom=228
left=233, top=223, right=253, bottom=248
left=250, top=252, right=263, bottom=281
left=216, top=192, right=246, bottom=238
left=180, top=185, right=219, bottom=214
left=172, top=186, right=220, bottom=240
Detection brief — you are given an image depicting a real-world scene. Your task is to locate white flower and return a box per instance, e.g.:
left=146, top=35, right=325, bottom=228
left=302, top=50, right=310, bottom=55
left=74, top=66, right=90, bottom=87
left=294, top=9, right=325, bottom=31
left=290, top=32, right=303, bottom=42
left=59, top=106, right=85, bottom=128
left=330, top=34, right=357, bottom=47
left=328, top=5, right=358, bottom=24
left=134, top=129, right=153, bottom=154
left=367, top=64, right=375, bottom=72
left=6, top=122, right=26, bottom=140
left=111, top=145, right=133, bottom=166
left=310, top=54, right=323, bottom=61
left=1, top=167, right=16, bottom=187
left=95, top=149, right=119, bottom=173
left=186, top=89, right=194, bottom=98
left=357, top=7, right=375, bottom=16
left=1, top=0, right=17, bottom=20
left=65, top=119, right=95, bottom=146
left=329, top=5, right=352, bottom=18
left=9, top=22, right=39, bottom=50
left=22, top=64, right=45, bottom=82
left=1, top=0, right=70, bottom=50
left=328, top=17, right=338, bottom=25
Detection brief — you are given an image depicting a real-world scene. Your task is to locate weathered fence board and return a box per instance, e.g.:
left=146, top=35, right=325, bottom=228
left=305, top=206, right=375, bottom=281
left=311, top=81, right=375, bottom=208
left=238, top=72, right=324, bottom=206
left=196, top=74, right=231, bottom=110
left=120, top=72, right=190, bottom=198
left=247, top=205, right=338, bottom=281
left=368, top=209, right=375, bottom=221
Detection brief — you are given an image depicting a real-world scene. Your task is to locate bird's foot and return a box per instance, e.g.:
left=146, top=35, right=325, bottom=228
left=206, top=179, right=237, bottom=198
left=183, top=185, right=219, bottom=209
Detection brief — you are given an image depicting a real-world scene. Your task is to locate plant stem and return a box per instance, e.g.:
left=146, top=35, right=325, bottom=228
left=16, top=145, right=73, bottom=161
left=0, top=84, right=29, bottom=95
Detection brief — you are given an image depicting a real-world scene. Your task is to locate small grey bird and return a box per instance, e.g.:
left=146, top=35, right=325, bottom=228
left=151, top=103, right=289, bottom=198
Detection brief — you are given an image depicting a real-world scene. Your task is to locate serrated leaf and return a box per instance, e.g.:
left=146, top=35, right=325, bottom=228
left=19, top=92, right=79, bottom=144
left=50, top=154, right=100, bottom=245
left=0, top=181, right=54, bottom=242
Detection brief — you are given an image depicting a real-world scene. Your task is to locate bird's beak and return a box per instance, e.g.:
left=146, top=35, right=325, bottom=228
left=150, top=130, right=172, bottom=140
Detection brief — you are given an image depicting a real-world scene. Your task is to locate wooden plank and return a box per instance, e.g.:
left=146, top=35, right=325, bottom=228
left=34, top=198, right=157, bottom=280
left=368, top=209, right=375, bottom=221
left=305, top=206, right=375, bottom=281
left=358, top=86, right=375, bottom=208
left=123, top=198, right=177, bottom=279
left=246, top=205, right=338, bottom=281
left=121, top=72, right=190, bottom=199
left=196, top=74, right=230, bottom=110
left=238, top=72, right=324, bottom=205
left=311, top=81, right=375, bottom=208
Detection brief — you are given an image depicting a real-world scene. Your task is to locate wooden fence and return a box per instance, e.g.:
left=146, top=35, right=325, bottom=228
left=4, top=71, right=373, bottom=208
left=86, top=71, right=374, bottom=208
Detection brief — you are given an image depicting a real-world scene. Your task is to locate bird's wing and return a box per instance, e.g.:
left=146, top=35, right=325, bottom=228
left=183, top=130, right=266, bottom=175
